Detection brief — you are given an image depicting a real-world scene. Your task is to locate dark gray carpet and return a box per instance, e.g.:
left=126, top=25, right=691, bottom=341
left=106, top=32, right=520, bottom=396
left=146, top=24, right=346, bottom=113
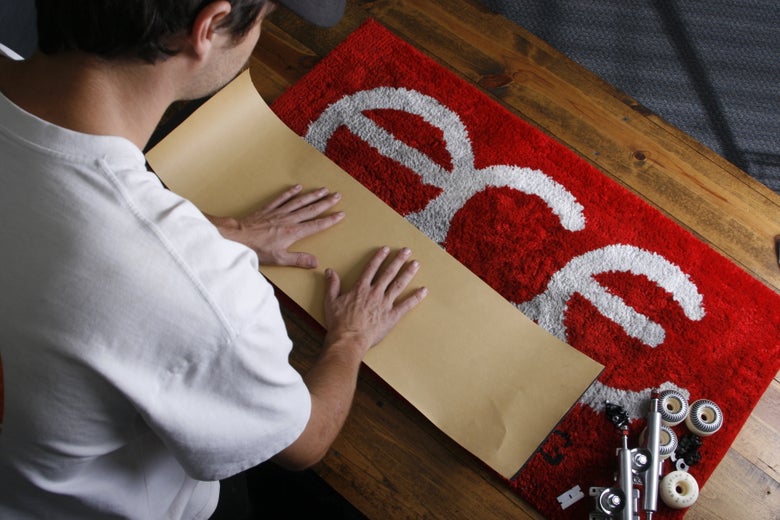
left=479, top=0, right=780, bottom=194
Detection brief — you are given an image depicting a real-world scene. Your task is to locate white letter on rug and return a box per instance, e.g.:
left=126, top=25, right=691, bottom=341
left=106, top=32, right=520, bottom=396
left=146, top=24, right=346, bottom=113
left=518, top=244, right=705, bottom=347
left=306, top=87, right=586, bottom=243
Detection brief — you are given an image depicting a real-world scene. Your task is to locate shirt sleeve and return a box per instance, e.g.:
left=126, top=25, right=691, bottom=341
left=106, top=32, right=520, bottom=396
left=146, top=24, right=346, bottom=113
left=93, top=170, right=313, bottom=482
left=146, top=291, right=313, bottom=482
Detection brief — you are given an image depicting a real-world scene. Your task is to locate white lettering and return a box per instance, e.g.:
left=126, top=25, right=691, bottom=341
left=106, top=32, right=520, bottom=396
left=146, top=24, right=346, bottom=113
left=306, top=87, right=586, bottom=243
left=518, top=244, right=705, bottom=347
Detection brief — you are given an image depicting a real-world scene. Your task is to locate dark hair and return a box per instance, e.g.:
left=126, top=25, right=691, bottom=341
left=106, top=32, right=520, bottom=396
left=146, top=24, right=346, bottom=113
left=35, top=0, right=267, bottom=63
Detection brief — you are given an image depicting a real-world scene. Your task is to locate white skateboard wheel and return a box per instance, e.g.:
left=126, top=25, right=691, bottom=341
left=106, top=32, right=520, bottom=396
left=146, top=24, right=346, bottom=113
left=686, top=399, right=723, bottom=436
left=658, top=425, right=678, bottom=459
left=658, top=389, right=689, bottom=426
left=660, top=470, right=699, bottom=509
left=639, top=425, right=678, bottom=459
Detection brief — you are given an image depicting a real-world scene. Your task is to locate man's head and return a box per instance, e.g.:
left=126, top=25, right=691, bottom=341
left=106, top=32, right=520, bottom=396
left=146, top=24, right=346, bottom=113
left=34, top=0, right=346, bottom=64
left=26, top=0, right=347, bottom=115
left=35, top=0, right=269, bottom=64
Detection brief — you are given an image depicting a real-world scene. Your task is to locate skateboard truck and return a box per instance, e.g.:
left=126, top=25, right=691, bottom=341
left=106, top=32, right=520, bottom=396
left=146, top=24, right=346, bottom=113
left=589, top=394, right=662, bottom=520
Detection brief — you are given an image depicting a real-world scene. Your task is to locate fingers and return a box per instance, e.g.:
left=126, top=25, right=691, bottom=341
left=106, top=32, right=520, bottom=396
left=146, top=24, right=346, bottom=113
left=274, top=186, right=341, bottom=218
left=372, top=247, right=413, bottom=294
left=357, top=247, right=424, bottom=301
left=385, top=257, right=422, bottom=302
left=289, top=210, right=345, bottom=242
left=355, top=246, right=393, bottom=287
left=285, top=188, right=339, bottom=214
left=392, top=286, right=428, bottom=317
left=263, top=184, right=305, bottom=211
left=324, top=267, right=342, bottom=302
left=260, top=185, right=342, bottom=222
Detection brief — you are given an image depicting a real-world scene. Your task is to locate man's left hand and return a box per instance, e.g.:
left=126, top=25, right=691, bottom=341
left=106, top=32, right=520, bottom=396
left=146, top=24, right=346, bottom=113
left=208, top=184, right=344, bottom=268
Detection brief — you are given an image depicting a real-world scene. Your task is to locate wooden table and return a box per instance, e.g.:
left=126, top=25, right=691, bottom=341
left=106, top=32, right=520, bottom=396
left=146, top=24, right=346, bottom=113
left=248, top=1, right=780, bottom=518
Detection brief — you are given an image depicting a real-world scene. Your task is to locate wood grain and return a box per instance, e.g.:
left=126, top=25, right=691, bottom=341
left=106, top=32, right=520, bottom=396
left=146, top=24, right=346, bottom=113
left=249, top=1, right=780, bottom=517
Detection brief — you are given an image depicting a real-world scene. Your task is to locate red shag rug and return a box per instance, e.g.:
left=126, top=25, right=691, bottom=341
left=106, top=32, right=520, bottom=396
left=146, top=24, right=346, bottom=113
left=271, top=19, right=780, bottom=519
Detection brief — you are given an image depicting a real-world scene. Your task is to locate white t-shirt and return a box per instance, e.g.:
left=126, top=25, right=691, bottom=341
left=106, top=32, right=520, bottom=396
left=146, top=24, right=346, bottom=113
left=0, top=60, right=311, bottom=518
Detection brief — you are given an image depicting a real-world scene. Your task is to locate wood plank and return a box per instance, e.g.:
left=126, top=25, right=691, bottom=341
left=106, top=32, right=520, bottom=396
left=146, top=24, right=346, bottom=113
left=689, top=380, right=780, bottom=517
left=731, top=380, right=780, bottom=482
left=687, top=448, right=780, bottom=520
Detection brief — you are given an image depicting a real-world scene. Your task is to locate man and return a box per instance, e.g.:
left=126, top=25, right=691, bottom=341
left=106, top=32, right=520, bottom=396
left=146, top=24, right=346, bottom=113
left=0, top=1, right=427, bottom=518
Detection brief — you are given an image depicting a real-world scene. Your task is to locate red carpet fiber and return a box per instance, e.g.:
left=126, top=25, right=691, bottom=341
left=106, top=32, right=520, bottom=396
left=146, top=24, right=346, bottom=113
left=271, top=20, right=780, bottom=519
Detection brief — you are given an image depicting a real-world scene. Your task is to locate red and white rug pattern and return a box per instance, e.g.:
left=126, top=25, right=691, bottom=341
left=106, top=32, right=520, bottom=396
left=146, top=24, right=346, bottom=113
left=272, top=20, right=780, bottom=519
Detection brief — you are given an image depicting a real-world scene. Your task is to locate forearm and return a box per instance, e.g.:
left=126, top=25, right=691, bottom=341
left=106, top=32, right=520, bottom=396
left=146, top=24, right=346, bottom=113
left=272, top=248, right=426, bottom=470
left=272, top=335, right=366, bottom=470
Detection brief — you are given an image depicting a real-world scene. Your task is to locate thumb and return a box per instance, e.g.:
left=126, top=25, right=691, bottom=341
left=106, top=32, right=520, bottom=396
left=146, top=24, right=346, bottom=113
left=324, top=268, right=341, bottom=302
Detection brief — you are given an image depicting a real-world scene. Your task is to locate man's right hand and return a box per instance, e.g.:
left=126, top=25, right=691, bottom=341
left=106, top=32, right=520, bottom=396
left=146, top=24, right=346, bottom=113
left=272, top=247, right=426, bottom=471
left=322, top=246, right=428, bottom=357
